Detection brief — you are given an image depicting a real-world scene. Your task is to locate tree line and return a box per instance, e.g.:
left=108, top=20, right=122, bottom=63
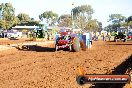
left=105, top=14, right=132, bottom=32
left=0, top=2, right=132, bottom=32
left=0, top=3, right=40, bottom=30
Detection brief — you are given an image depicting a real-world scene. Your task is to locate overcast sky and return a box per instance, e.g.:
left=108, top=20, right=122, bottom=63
left=1, top=0, right=132, bottom=27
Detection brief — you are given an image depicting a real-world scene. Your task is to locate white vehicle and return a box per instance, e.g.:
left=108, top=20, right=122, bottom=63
left=7, top=30, right=22, bottom=39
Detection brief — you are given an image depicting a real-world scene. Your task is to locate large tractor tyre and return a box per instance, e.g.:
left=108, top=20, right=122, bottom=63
left=72, top=37, right=80, bottom=52
left=80, top=40, right=86, bottom=51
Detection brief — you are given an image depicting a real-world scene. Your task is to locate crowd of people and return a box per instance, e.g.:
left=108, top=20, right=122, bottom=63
left=91, top=32, right=111, bottom=41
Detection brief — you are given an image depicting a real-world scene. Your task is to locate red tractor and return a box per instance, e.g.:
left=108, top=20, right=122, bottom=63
left=55, top=29, right=86, bottom=52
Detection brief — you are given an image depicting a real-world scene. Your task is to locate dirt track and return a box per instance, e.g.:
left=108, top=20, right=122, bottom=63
left=0, top=39, right=132, bottom=88
left=0, top=38, right=28, bottom=45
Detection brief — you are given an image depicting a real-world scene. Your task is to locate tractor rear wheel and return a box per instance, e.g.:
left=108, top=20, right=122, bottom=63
left=72, top=37, right=80, bottom=52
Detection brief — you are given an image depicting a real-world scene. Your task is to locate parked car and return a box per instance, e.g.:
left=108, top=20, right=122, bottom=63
left=7, top=29, right=22, bottom=39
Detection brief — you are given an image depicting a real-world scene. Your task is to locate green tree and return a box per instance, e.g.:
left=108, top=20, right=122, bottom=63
left=39, top=11, right=58, bottom=26
left=17, top=13, right=31, bottom=22
left=97, top=21, right=102, bottom=32
left=0, top=3, right=18, bottom=29
left=126, top=16, right=132, bottom=23
left=58, top=14, right=72, bottom=27
left=0, top=20, right=6, bottom=29
left=72, top=4, right=94, bottom=29
left=0, top=3, right=4, bottom=19
left=126, top=16, right=132, bottom=28
left=17, top=13, right=40, bottom=26
left=85, top=19, right=99, bottom=32
left=108, top=14, right=126, bottom=23
left=128, top=21, right=132, bottom=28
left=120, top=22, right=128, bottom=28
left=108, top=14, right=126, bottom=31
left=105, top=24, right=113, bottom=32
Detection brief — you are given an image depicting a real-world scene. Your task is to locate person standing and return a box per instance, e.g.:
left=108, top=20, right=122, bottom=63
left=108, top=32, right=111, bottom=41
left=102, top=33, right=105, bottom=41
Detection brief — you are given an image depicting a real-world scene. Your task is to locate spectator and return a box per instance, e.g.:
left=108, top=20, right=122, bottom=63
left=106, top=33, right=111, bottom=41
left=2, top=33, right=4, bottom=38
left=102, top=33, right=105, bottom=41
